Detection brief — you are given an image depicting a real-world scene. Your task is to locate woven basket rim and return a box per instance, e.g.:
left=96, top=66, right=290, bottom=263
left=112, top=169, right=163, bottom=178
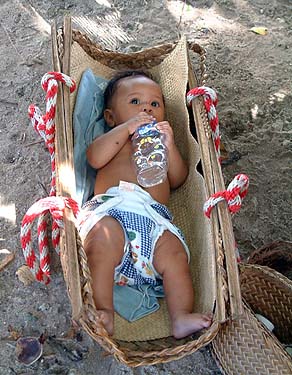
left=79, top=311, right=220, bottom=366
left=240, top=263, right=292, bottom=289
left=247, top=241, right=292, bottom=277
left=72, top=29, right=205, bottom=65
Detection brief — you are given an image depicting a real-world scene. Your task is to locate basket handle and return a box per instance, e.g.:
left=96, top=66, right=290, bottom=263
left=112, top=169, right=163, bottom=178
left=187, top=48, right=243, bottom=320
left=188, top=41, right=207, bottom=86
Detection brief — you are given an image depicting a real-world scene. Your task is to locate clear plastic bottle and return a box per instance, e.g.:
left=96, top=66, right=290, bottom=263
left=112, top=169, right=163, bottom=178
left=132, top=121, right=168, bottom=187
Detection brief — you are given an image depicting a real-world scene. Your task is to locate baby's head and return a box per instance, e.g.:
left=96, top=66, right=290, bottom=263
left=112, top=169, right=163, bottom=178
left=103, top=70, right=165, bottom=127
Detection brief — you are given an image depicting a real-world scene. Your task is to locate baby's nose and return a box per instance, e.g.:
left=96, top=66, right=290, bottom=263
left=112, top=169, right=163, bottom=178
left=143, top=105, right=152, bottom=113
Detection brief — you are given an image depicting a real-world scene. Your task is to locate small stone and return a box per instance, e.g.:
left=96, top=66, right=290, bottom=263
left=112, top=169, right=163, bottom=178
left=16, top=265, right=35, bottom=286
left=16, top=337, right=43, bottom=365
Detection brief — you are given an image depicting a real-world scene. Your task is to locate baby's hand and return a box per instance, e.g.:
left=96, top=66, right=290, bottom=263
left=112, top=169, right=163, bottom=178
left=124, top=112, right=154, bottom=135
left=156, top=121, right=175, bottom=149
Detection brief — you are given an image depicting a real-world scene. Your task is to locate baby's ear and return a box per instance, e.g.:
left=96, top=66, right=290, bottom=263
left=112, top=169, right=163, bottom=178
left=104, top=109, right=115, bottom=128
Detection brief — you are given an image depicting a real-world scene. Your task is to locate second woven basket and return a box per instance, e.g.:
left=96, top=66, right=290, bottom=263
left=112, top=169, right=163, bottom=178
left=212, top=263, right=292, bottom=374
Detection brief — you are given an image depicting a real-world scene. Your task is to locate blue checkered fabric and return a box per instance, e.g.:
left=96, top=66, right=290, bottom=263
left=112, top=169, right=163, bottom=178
left=108, top=208, right=160, bottom=285
left=81, top=196, right=186, bottom=286
left=150, top=203, right=172, bottom=220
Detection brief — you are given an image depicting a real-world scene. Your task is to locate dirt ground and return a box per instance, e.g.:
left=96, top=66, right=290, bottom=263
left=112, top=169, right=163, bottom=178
left=0, top=0, right=291, bottom=374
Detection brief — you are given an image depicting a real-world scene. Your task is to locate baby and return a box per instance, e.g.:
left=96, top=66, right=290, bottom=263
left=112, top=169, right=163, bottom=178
left=80, top=70, right=212, bottom=338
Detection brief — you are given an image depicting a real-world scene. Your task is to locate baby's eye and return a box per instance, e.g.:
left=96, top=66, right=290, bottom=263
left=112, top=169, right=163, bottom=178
left=130, top=98, right=140, bottom=104
left=151, top=101, right=160, bottom=107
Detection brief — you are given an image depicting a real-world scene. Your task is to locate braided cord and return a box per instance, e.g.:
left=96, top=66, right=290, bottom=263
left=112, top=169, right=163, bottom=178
left=21, top=72, right=78, bottom=283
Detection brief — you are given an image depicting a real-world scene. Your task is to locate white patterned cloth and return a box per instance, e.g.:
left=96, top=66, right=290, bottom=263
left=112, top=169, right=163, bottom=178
left=78, top=181, right=190, bottom=286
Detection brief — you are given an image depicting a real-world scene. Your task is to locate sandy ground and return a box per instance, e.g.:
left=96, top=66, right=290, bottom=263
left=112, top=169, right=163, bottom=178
left=0, top=0, right=291, bottom=374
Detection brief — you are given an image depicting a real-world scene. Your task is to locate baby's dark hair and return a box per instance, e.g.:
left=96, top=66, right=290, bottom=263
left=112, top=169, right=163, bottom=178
left=104, top=70, right=154, bottom=109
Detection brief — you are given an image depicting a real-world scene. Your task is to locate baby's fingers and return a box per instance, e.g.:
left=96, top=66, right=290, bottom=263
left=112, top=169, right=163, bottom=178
left=157, top=121, right=171, bottom=130
left=127, top=113, right=154, bottom=134
left=157, top=121, right=173, bottom=135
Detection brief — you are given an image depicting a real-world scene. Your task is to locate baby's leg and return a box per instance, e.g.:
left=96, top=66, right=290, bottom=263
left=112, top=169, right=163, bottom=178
left=84, top=216, right=124, bottom=335
left=153, top=231, right=212, bottom=339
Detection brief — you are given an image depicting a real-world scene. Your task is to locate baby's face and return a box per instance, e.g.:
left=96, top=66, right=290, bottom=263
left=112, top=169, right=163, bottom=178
left=108, top=76, right=165, bottom=126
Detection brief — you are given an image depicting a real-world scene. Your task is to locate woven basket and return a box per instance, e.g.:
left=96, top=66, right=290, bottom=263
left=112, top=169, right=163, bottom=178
left=248, top=241, right=292, bottom=278
left=51, top=17, right=243, bottom=366
left=212, top=263, right=292, bottom=374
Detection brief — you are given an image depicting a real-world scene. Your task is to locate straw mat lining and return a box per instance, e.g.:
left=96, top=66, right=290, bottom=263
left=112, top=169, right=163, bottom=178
left=70, top=37, right=216, bottom=341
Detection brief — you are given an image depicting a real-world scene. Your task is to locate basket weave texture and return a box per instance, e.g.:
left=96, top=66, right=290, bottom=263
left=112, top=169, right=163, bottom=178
left=54, top=28, right=223, bottom=366
left=212, top=264, right=292, bottom=375
left=70, top=32, right=217, bottom=342
left=248, top=240, right=292, bottom=278
left=240, top=263, right=292, bottom=344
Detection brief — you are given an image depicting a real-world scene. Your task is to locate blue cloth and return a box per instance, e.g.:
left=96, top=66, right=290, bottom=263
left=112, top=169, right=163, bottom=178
left=73, top=68, right=110, bottom=206
left=113, top=284, right=164, bottom=322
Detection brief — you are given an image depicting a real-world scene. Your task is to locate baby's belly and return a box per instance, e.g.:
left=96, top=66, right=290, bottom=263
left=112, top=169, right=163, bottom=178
left=94, top=165, right=170, bottom=204
left=94, top=167, right=137, bottom=193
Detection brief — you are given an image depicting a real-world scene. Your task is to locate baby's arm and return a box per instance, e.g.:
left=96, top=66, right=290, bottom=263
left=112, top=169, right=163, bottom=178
left=157, top=121, right=188, bottom=189
left=87, top=112, right=153, bottom=169
left=86, top=124, right=129, bottom=169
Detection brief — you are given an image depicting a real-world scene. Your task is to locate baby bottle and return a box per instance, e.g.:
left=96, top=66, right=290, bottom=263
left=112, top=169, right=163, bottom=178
left=132, top=121, right=168, bottom=187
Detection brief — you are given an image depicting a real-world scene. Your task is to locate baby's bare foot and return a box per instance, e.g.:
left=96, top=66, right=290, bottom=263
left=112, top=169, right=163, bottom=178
left=96, top=309, right=114, bottom=336
left=172, top=313, right=212, bottom=339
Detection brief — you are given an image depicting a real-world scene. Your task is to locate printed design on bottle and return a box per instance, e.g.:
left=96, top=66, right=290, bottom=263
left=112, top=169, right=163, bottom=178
left=132, top=122, right=168, bottom=187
